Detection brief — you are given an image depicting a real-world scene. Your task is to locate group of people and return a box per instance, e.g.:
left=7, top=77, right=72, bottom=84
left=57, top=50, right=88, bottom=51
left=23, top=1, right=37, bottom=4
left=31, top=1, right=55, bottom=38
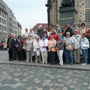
left=7, top=23, right=90, bottom=65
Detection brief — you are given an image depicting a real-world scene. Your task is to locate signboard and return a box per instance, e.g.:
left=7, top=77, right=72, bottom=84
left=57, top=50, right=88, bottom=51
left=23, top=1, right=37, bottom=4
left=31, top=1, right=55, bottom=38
left=59, top=6, right=77, bottom=27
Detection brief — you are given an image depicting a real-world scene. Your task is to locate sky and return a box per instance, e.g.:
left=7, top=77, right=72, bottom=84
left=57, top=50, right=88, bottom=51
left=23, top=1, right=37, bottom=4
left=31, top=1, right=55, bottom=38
left=3, top=0, right=47, bottom=33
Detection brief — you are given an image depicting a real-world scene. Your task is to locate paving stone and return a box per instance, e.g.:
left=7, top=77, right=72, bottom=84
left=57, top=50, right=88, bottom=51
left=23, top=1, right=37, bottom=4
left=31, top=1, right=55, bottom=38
left=62, top=87, right=68, bottom=90
left=0, top=51, right=90, bottom=90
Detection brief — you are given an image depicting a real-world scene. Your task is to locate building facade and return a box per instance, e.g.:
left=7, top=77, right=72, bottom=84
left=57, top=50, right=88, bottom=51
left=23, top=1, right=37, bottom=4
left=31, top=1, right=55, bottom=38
left=17, top=22, right=22, bottom=36
left=0, top=0, right=22, bottom=41
left=46, top=0, right=90, bottom=28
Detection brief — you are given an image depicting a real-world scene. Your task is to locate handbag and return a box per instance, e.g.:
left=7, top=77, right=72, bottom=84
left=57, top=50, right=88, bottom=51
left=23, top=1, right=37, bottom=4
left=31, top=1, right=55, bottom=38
left=23, top=46, right=26, bottom=49
left=36, top=51, right=40, bottom=56
left=82, top=43, right=89, bottom=48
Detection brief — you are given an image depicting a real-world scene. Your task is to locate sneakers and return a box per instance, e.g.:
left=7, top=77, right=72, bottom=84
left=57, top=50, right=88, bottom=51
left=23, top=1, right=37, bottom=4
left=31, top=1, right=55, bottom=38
left=59, top=63, right=63, bottom=66
left=82, top=63, right=87, bottom=65
left=36, top=61, right=37, bottom=63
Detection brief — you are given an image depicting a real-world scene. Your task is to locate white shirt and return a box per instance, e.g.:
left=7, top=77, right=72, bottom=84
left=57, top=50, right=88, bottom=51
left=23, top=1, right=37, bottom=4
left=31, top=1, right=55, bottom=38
left=33, top=40, right=40, bottom=52
left=39, top=39, right=48, bottom=52
left=72, top=34, right=81, bottom=49
left=24, top=32, right=28, bottom=37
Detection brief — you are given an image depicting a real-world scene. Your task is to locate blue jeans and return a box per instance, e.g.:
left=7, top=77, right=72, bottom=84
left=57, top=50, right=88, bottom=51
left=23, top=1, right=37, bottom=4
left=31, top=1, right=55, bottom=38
left=65, top=49, right=73, bottom=64
left=82, top=49, right=88, bottom=64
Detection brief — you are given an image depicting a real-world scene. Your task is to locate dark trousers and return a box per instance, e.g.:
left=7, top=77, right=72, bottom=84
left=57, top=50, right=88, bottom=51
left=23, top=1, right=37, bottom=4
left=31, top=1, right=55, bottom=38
left=48, top=51, right=56, bottom=64
left=18, top=51, right=22, bottom=60
left=21, top=49, right=26, bottom=61
left=8, top=49, right=12, bottom=61
left=88, top=48, right=90, bottom=64
left=12, top=49, right=18, bottom=60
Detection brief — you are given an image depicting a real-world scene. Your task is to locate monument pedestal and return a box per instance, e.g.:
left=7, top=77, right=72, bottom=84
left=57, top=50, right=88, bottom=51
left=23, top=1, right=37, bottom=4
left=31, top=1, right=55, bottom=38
left=59, top=6, right=77, bottom=27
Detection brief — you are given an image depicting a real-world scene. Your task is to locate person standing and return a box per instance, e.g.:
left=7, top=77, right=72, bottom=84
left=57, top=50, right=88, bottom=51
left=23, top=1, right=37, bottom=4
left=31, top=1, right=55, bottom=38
left=11, top=34, right=18, bottom=61
left=64, top=32, right=74, bottom=64
left=7, top=34, right=13, bottom=61
left=72, top=29, right=81, bottom=64
left=37, top=25, right=44, bottom=39
left=63, top=24, right=74, bottom=37
left=56, top=35, right=64, bottom=65
left=79, top=23, right=88, bottom=36
left=25, top=35, right=33, bottom=62
left=17, top=36, right=23, bottom=61
left=49, top=28, right=59, bottom=41
left=81, top=34, right=89, bottom=65
left=33, top=36, right=41, bottom=63
left=22, top=34, right=26, bottom=61
left=39, top=34, right=48, bottom=64
left=48, top=35, right=56, bottom=64
left=87, top=30, right=90, bottom=63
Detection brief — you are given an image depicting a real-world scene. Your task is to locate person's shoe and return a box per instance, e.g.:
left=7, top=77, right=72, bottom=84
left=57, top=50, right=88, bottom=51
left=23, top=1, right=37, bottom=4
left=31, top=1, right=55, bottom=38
left=71, top=63, right=73, bottom=65
left=30, top=60, right=32, bottom=62
left=27, top=61, right=29, bottom=62
left=59, top=63, right=61, bottom=65
left=82, top=63, right=85, bottom=65
left=61, top=64, right=63, bottom=66
left=42, top=62, right=44, bottom=64
left=36, top=61, right=37, bottom=63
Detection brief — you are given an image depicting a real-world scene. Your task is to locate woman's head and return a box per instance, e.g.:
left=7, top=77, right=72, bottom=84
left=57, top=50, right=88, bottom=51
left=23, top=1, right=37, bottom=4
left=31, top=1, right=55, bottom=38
left=82, top=33, right=86, bottom=38
left=27, top=35, right=31, bottom=39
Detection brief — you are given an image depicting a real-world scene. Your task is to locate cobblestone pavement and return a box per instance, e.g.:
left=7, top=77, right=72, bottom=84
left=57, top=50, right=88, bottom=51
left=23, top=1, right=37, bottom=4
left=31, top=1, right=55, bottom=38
left=0, top=50, right=8, bottom=61
left=0, top=51, right=90, bottom=90
left=0, top=64, right=90, bottom=90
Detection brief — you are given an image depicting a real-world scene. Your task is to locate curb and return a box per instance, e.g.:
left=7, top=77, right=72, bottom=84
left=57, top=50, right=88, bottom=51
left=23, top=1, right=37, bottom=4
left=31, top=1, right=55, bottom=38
left=0, top=61, right=90, bottom=71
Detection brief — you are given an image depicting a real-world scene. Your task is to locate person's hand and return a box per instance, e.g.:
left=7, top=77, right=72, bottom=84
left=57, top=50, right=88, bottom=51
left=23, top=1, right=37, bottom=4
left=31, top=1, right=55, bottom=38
left=43, top=46, right=46, bottom=48
left=70, top=47, right=73, bottom=50
left=56, top=48, right=59, bottom=50
left=37, top=48, right=39, bottom=50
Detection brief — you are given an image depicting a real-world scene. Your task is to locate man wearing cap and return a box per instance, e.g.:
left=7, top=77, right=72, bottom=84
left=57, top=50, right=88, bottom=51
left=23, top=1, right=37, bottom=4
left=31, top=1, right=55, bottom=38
left=72, top=29, right=81, bottom=64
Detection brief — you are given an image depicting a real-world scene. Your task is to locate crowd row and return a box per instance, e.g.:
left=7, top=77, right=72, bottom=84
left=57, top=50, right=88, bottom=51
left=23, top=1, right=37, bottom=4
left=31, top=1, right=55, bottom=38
left=7, top=23, right=90, bottom=65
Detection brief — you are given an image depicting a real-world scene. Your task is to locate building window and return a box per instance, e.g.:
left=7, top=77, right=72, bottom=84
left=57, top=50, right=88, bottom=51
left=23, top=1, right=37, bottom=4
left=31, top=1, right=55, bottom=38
left=86, top=9, right=90, bottom=22
left=86, top=0, right=90, bottom=8
left=86, top=0, right=90, bottom=22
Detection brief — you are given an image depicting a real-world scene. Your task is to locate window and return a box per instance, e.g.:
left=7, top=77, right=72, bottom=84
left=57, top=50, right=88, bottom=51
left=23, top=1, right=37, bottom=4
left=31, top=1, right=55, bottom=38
left=86, top=9, right=90, bottom=22
left=86, top=0, right=90, bottom=8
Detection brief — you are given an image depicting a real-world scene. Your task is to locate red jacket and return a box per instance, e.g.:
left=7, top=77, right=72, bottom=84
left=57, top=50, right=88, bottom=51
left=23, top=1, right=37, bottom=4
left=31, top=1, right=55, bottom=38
left=49, top=33, right=59, bottom=41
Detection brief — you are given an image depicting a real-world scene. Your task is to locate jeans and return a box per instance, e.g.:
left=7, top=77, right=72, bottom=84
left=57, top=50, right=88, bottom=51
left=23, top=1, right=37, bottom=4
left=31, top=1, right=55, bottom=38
left=65, top=49, right=73, bottom=64
left=82, top=49, right=88, bottom=64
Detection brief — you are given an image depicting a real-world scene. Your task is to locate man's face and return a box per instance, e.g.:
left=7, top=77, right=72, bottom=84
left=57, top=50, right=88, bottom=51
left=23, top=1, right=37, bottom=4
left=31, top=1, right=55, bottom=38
left=39, top=26, right=43, bottom=30
left=30, top=29, right=32, bottom=32
left=66, top=33, right=70, bottom=37
left=75, top=31, right=78, bottom=35
left=52, top=29, right=55, bottom=33
left=25, top=29, right=28, bottom=32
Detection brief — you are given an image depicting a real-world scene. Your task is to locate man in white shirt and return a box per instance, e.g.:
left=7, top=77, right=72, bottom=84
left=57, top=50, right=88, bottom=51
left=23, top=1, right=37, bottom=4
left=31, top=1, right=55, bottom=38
left=39, top=34, right=48, bottom=63
left=25, top=28, right=28, bottom=37
left=72, top=29, right=81, bottom=64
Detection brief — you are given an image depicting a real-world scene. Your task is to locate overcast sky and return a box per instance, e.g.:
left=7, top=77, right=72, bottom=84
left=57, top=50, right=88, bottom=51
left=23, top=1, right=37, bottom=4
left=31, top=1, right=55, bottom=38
left=3, top=0, right=47, bottom=33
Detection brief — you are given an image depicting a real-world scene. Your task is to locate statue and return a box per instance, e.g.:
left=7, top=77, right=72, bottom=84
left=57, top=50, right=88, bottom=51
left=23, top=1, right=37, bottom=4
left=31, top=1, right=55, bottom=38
left=62, top=0, right=74, bottom=7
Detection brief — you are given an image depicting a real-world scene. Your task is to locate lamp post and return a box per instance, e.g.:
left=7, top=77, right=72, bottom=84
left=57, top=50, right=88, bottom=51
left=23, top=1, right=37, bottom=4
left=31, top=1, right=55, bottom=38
left=45, top=0, right=52, bottom=26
